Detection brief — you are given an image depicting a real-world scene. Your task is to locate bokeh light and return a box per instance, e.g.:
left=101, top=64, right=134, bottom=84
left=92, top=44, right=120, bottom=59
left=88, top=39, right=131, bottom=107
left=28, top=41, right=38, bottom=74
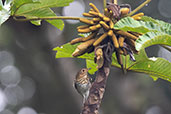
left=4, top=85, right=24, bottom=106
left=145, top=106, right=162, bottom=114
left=158, top=0, right=171, bottom=18
left=17, top=107, right=37, bottom=114
left=158, top=47, right=171, bottom=62
left=0, top=109, right=14, bottom=114
left=0, top=51, right=14, bottom=70
left=0, top=89, right=7, bottom=112
left=0, top=65, right=21, bottom=87
left=19, top=77, right=36, bottom=100
left=62, top=0, right=85, bottom=24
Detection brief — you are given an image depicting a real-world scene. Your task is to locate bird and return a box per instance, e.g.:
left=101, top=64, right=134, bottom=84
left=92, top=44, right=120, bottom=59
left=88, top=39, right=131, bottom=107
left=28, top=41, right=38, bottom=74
left=74, top=68, right=91, bottom=104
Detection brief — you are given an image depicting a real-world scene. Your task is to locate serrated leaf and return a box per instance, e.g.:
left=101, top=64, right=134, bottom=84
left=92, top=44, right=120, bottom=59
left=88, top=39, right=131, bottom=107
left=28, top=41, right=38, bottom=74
left=86, top=59, right=97, bottom=75
left=0, top=0, right=12, bottom=25
left=114, top=17, right=170, bottom=34
left=141, top=16, right=171, bottom=34
left=136, top=31, right=171, bottom=51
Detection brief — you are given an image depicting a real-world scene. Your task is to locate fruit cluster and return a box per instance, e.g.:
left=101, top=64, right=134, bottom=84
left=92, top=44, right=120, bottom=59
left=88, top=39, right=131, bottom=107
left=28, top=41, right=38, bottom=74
left=70, top=3, right=144, bottom=69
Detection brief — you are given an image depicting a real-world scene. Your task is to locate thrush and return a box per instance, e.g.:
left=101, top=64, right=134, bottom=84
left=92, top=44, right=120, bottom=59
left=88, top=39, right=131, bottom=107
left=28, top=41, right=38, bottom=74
left=74, top=68, right=91, bottom=104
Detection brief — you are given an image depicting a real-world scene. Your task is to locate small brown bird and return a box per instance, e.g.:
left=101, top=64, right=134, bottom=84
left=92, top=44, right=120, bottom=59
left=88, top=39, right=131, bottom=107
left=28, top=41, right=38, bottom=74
left=74, top=68, right=91, bottom=103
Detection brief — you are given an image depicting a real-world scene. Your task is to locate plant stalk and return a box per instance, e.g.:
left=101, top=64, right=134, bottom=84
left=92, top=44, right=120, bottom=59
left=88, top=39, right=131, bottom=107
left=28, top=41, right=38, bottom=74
left=13, top=16, right=85, bottom=21
left=127, top=0, right=151, bottom=16
left=161, top=45, right=171, bottom=52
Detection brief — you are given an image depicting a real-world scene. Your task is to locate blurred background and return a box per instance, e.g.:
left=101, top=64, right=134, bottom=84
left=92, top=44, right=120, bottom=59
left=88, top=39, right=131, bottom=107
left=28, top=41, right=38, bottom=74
left=0, top=0, right=171, bottom=114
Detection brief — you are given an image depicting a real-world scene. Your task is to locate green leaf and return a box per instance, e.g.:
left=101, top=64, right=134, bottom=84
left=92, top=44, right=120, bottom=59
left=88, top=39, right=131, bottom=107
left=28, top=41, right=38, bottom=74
left=0, top=0, right=12, bottom=25
left=141, top=16, right=171, bottom=34
left=128, top=57, right=171, bottom=82
left=86, top=59, right=97, bottom=75
left=30, top=20, right=41, bottom=25
left=114, top=17, right=171, bottom=34
left=14, top=0, right=74, bottom=16
left=136, top=31, right=171, bottom=51
left=11, top=0, right=40, bottom=15
left=12, top=0, right=73, bottom=29
left=53, top=43, right=94, bottom=60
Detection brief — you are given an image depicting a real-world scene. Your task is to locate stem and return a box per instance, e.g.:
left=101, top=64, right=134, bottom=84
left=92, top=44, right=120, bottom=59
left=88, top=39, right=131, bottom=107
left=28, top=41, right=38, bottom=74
left=161, top=45, right=171, bottom=52
left=103, top=0, right=106, bottom=9
left=13, top=16, right=84, bottom=21
left=127, top=0, right=151, bottom=16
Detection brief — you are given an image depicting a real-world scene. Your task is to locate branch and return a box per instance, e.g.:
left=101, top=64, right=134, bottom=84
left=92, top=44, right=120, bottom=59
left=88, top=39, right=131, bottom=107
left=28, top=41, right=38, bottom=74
left=13, top=16, right=86, bottom=21
left=161, top=45, right=171, bottom=52
left=81, top=61, right=110, bottom=114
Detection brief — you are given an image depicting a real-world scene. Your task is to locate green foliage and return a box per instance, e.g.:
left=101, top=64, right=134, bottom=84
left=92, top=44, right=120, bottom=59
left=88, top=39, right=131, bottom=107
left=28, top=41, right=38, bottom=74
left=53, top=16, right=171, bottom=83
left=0, top=0, right=74, bottom=29
left=0, top=0, right=12, bottom=25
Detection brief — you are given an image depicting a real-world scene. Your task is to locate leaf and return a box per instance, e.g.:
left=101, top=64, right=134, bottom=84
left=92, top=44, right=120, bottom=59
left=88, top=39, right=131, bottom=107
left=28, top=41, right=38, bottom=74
left=86, top=59, right=97, bottom=75
left=30, top=20, right=41, bottom=25
left=114, top=17, right=171, bottom=34
left=53, top=43, right=94, bottom=60
left=141, top=16, right=171, bottom=34
left=136, top=31, right=171, bottom=51
left=11, top=0, right=40, bottom=15
left=12, top=0, right=73, bottom=30
left=13, top=0, right=74, bottom=16
left=128, top=57, right=171, bottom=82
left=0, top=0, right=12, bottom=25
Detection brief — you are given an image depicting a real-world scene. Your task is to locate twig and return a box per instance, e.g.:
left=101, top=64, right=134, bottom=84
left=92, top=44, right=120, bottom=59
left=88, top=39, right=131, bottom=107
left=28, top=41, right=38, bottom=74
left=161, top=45, right=171, bottom=52
left=103, top=0, right=106, bottom=9
left=13, top=16, right=85, bottom=21
left=127, top=0, right=151, bottom=16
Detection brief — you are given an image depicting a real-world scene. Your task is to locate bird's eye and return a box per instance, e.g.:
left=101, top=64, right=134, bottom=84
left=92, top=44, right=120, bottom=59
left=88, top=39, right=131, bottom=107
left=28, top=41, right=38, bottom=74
left=82, top=69, right=85, bottom=72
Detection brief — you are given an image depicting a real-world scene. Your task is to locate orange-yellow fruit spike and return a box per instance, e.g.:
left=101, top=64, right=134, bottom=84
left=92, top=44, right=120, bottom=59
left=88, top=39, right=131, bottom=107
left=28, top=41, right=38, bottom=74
left=118, top=37, right=125, bottom=47
left=77, top=25, right=89, bottom=29
left=104, top=8, right=109, bottom=16
left=83, top=13, right=94, bottom=17
left=93, top=32, right=108, bottom=46
left=100, top=21, right=110, bottom=30
left=111, top=33, right=119, bottom=48
left=120, top=8, right=130, bottom=16
left=72, top=39, right=95, bottom=57
left=103, top=17, right=110, bottom=22
left=93, top=18, right=101, bottom=22
left=132, top=16, right=141, bottom=20
left=70, top=37, right=83, bottom=45
left=82, top=32, right=97, bottom=41
left=89, top=24, right=101, bottom=31
left=116, top=30, right=138, bottom=40
left=132, top=12, right=144, bottom=17
left=78, top=28, right=92, bottom=33
left=108, top=30, right=114, bottom=36
left=89, top=3, right=100, bottom=13
left=79, top=18, right=94, bottom=25
left=89, top=11, right=99, bottom=16
left=109, top=20, right=114, bottom=29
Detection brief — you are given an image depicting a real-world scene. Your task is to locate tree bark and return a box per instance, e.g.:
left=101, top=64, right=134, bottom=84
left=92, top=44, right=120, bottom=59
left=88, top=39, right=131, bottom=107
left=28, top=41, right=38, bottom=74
left=81, top=66, right=110, bottom=114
